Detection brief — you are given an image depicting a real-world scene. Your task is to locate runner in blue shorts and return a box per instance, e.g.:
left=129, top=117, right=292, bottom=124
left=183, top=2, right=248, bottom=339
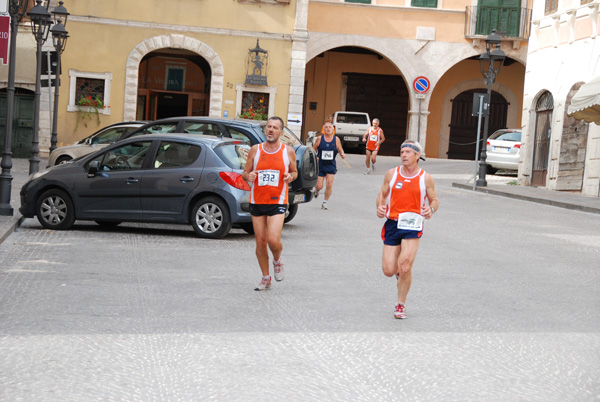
left=313, top=122, right=346, bottom=210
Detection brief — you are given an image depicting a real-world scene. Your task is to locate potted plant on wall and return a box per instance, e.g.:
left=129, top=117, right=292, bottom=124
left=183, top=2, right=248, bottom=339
left=75, top=95, right=104, bottom=130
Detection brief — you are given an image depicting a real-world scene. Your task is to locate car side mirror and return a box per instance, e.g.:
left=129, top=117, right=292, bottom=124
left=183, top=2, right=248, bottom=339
left=87, top=161, right=100, bottom=177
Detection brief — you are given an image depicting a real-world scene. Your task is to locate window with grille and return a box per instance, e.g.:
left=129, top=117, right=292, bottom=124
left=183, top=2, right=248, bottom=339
left=545, top=0, right=558, bottom=15
left=68, top=70, right=112, bottom=115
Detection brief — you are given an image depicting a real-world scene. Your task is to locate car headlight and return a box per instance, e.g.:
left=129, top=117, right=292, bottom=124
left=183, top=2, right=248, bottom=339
left=29, top=170, right=49, bottom=181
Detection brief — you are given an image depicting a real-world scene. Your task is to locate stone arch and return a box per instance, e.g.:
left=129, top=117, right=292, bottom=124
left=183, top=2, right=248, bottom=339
left=439, top=79, right=518, bottom=158
left=124, top=34, right=224, bottom=121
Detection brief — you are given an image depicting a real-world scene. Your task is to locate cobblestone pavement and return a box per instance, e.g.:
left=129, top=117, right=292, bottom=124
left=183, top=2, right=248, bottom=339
left=1, top=154, right=598, bottom=401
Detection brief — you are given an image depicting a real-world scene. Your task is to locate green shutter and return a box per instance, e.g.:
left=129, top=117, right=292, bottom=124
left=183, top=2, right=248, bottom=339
left=411, top=0, right=438, bottom=7
left=345, top=0, right=371, bottom=4
left=476, top=0, right=521, bottom=37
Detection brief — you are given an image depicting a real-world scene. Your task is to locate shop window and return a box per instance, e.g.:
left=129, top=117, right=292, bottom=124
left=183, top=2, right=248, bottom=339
left=68, top=70, right=112, bottom=115
left=412, top=0, right=437, bottom=7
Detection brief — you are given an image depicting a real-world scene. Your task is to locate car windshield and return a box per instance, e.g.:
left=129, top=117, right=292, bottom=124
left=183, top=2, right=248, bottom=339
left=336, top=113, right=368, bottom=124
left=491, top=131, right=521, bottom=142
left=214, top=142, right=251, bottom=169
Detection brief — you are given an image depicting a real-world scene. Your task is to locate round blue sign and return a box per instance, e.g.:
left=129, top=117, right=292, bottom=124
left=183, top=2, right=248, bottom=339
left=413, top=76, right=430, bottom=94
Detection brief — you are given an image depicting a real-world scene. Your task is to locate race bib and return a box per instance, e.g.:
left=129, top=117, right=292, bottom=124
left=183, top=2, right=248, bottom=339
left=397, top=212, right=424, bottom=231
left=257, top=169, right=280, bottom=187
left=370, top=134, right=378, bottom=141
left=322, top=150, right=334, bottom=160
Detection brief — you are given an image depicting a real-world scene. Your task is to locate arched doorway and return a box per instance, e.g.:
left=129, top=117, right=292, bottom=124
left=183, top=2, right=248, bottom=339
left=303, top=46, right=408, bottom=156
left=531, top=91, right=553, bottom=187
left=0, top=88, right=35, bottom=158
left=136, top=49, right=211, bottom=120
left=447, top=89, right=508, bottom=160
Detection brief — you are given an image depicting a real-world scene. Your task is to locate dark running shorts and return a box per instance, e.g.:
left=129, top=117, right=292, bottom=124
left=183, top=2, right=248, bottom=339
left=381, top=218, right=422, bottom=246
left=318, top=163, right=337, bottom=177
left=250, top=204, right=288, bottom=217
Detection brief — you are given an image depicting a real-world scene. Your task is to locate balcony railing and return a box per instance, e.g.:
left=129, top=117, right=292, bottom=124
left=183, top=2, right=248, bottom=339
left=465, top=6, right=532, bottom=40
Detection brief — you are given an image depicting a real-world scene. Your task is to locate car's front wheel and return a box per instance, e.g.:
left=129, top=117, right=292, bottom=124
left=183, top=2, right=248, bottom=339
left=486, top=165, right=498, bottom=175
left=191, top=196, right=232, bottom=238
left=55, top=155, right=72, bottom=165
left=35, top=189, right=76, bottom=230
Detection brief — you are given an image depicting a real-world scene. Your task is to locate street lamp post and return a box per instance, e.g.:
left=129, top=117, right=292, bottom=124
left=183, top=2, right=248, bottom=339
left=0, top=0, right=30, bottom=216
left=49, top=1, right=69, bottom=154
left=476, top=29, right=506, bottom=187
left=27, top=0, right=52, bottom=175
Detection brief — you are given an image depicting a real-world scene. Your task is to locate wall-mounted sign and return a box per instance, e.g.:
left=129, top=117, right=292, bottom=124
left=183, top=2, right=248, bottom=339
left=0, top=15, right=9, bottom=66
left=413, top=76, right=430, bottom=94
left=245, top=39, right=268, bottom=86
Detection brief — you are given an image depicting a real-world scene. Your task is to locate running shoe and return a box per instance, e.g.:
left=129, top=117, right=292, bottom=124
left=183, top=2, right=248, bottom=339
left=314, top=189, right=319, bottom=198
left=372, top=163, right=376, bottom=172
left=321, top=201, right=328, bottom=210
left=364, top=168, right=371, bottom=175
left=394, top=303, right=407, bottom=319
left=255, top=276, right=272, bottom=291
left=274, top=260, right=285, bottom=281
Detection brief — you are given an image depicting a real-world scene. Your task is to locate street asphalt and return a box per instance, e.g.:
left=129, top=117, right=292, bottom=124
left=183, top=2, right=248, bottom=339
left=0, top=154, right=599, bottom=401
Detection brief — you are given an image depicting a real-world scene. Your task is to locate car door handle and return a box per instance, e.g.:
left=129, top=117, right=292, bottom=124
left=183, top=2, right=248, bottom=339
left=125, top=177, right=139, bottom=184
left=179, top=176, right=195, bottom=183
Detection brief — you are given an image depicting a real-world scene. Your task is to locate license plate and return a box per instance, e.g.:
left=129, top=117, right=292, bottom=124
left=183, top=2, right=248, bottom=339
left=293, top=193, right=306, bottom=203
left=344, top=136, right=359, bottom=141
left=493, top=146, right=510, bottom=152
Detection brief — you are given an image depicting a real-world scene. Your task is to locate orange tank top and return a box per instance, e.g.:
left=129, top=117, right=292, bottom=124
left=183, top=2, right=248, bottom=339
left=366, top=127, right=382, bottom=150
left=385, top=167, right=426, bottom=220
left=250, top=143, right=290, bottom=205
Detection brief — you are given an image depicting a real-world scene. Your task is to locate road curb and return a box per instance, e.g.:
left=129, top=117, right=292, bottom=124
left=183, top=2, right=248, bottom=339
left=0, top=213, right=25, bottom=245
left=452, top=182, right=600, bottom=215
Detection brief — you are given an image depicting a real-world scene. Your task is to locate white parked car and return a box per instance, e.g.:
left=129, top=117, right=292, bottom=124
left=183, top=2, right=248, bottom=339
left=48, top=121, right=146, bottom=166
left=486, top=129, right=522, bottom=174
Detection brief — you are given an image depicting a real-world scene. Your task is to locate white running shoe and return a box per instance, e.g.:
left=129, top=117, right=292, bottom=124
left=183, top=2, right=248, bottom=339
left=314, top=189, right=319, bottom=199
left=274, top=260, right=285, bottom=282
left=255, top=276, right=272, bottom=291
left=394, top=303, right=407, bottom=319
left=321, top=201, right=328, bottom=210
left=372, top=163, right=376, bottom=172
left=364, top=169, right=371, bottom=175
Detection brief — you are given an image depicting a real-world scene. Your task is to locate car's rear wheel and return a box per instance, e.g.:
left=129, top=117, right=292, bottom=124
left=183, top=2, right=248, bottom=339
left=486, top=165, right=498, bottom=175
left=284, top=203, right=298, bottom=224
left=191, top=196, right=232, bottom=238
left=35, top=189, right=75, bottom=230
left=55, top=155, right=72, bottom=165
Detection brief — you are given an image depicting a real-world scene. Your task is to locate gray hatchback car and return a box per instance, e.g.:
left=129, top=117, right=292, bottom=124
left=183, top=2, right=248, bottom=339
left=20, top=134, right=254, bottom=238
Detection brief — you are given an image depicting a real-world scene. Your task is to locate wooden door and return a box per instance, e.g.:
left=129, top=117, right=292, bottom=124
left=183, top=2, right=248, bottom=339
left=531, top=92, right=553, bottom=187
left=0, top=92, right=35, bottom=158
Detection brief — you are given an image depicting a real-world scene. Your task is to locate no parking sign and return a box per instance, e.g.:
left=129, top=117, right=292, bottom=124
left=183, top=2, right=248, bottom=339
left=413, top=76, right=430, bottom=94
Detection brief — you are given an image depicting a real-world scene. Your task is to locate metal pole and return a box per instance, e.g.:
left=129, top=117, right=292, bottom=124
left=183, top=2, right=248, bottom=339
left=50, top=49, right=61, bottom=153
left=476, top=73, right=493, bottom=187
left=0, top=7, right=21, bottom=216
left=473, top=94, right=484, bottom=191
left=29, top=39, right=43, bottom=174
left=417, top=97, right=422, bottom=143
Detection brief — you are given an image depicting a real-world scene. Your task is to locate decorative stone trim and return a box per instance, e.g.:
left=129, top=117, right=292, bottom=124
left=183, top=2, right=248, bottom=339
left=124, top=34, right=224, bottom=121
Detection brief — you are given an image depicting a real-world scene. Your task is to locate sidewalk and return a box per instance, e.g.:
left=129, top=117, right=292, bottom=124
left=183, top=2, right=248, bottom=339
left=1, top=158, right=598, bottom=246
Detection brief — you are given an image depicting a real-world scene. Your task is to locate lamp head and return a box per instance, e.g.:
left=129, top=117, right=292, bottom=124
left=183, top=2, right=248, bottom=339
left=52, top=1, right=69, bottom=26
left=28, top=0, right=52, bottom=39
left=51, top=19, right=68, bottom=52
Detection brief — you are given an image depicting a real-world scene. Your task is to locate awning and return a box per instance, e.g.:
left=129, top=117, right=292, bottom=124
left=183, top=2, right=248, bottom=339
left=568, top=75, right=600, bottom=125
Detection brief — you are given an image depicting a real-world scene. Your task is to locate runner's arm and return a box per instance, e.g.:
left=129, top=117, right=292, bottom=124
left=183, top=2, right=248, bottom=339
left=379, top=129, right=385, bottom=145
left=284, top=146, right=298, bottom=183
left=336, top=137, right=346, bottom=159
left=422, top=173, right=439, bottom=219
left=312, top=136, right=321, bottom=153
left=242, top=145, right=258, bottom=183
left=376, top=169, right=394, bottom=218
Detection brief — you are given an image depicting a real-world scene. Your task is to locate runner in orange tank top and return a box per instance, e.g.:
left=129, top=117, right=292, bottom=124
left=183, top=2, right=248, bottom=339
left=376, top=140, right=439, bottom=319
left=243, top=117, right=298, bottom=291
left=362, top=118, right=385, bottom=174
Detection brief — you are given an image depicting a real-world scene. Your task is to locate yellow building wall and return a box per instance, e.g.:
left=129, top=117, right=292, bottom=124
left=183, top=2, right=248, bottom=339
left=56, top=1, right=296, bottom=146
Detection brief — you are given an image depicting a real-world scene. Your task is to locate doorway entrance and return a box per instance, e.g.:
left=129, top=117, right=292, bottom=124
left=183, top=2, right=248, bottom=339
left=448, top=89, right=508, bottom=160
left=531, top=91, right=553, bottom=187
left=137, top=49, right=211, bottom=120
left=0, top=89, right=35, bottom=158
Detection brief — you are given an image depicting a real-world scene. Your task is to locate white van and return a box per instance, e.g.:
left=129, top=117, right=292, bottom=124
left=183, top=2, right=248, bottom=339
left=333, top=111, right=370, bottom=150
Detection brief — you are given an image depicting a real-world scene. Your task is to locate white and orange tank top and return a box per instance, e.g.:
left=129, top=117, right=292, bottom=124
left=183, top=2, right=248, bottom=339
left=366, top=127, right=382, bottom=151
left=250, top=143, right=290, bottom=205
left=385, top=167, right=426, bottom=220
